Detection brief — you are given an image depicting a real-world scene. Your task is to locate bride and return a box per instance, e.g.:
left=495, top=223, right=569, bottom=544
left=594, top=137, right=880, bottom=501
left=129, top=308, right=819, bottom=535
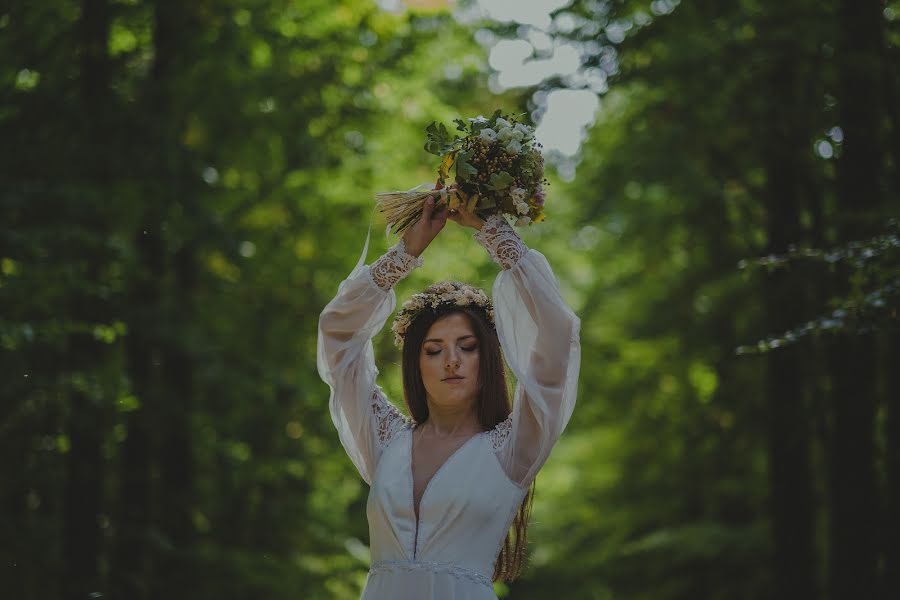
left=317, top=189, right=581, bottom=599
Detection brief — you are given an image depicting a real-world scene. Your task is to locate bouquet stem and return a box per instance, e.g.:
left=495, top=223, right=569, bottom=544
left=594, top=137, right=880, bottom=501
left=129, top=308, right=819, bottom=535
left=375, top=187, right=459, bottom=235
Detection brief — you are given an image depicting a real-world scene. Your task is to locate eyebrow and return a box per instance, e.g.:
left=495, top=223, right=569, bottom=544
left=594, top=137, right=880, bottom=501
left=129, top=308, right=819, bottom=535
left=424, top=335, right=477, bottom=343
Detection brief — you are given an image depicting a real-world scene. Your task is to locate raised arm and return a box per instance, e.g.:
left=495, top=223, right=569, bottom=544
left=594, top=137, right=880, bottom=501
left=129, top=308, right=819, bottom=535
left=471, top=213, right=582, bottom=487
left=316, top=194, right=448, bottom=484
left=316, top=240, right=420, bottom=483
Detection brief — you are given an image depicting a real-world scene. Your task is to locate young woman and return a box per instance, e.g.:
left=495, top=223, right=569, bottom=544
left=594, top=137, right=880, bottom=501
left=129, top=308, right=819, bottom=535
left=317, top=193, right=581, bottom=599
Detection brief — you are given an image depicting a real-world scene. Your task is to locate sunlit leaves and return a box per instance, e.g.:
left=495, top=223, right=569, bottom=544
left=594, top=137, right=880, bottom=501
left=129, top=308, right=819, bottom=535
left=424, top=120, right=458, bottom=155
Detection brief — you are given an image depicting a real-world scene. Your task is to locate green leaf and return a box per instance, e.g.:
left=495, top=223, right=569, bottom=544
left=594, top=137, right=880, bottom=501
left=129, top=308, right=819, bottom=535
left=455, top=149, right=478, bottom=181
left=454, top=118, right=468, bottom=132
left=487, top=171, right=513, bottom=190
left=424, top=120, right=458, bottom=156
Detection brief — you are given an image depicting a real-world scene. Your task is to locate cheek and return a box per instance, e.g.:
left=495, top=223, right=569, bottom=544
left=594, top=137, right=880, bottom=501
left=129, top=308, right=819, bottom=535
left=467, top=353, right=481, bottom=379
left=419, top=357, right=440, bottom=384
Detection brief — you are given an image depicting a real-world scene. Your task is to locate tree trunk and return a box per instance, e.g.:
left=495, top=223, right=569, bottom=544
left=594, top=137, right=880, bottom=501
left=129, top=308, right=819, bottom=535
left=61, top=389, right=105, bottom=600
left=886, top=332, right=900, bottom=599
left=158, top=244, right=196, bottom=598
left=760, top=32, right=815, bottom=600
left=826, top=1, right=883, bottom=598
left=60, top=0, right=112, bottom=596
left=111, top=223, right=163, bottom=599
left=148, top=2, right=196, bottom=596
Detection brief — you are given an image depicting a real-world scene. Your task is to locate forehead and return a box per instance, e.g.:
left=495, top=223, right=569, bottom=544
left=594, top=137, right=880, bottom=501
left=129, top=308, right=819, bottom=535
left=425, top=312, right=475, bottom=339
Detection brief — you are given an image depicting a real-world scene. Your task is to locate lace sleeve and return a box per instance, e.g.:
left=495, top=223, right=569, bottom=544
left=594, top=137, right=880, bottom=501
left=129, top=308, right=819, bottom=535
left=369, top=238, right=423, bottom=290
left=371, top=387, right=412, bottom=447
left=472, top=213, right=528, bottom=270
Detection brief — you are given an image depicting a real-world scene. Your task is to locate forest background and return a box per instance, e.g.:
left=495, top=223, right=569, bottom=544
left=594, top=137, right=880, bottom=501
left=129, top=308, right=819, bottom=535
left=2, top=0, right=899, bottom=599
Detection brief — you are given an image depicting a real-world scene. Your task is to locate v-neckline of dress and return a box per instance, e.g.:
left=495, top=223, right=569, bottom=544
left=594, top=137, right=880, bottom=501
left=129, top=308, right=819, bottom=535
left=409, top=427, right=485, bottom=559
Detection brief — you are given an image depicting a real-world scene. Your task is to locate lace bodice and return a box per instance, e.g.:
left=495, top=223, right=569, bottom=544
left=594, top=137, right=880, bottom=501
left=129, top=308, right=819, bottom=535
left=486, top=415, right=513, bottom=452
left=472, top=213, right=527, bottom=270
left=371, top=385, right=512, bottom=452
left=371, top=387, right=411, bottom=446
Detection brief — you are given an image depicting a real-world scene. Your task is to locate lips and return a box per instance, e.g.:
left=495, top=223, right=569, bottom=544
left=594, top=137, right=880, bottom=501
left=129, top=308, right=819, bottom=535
left=442, top=376, right=464, bottom=382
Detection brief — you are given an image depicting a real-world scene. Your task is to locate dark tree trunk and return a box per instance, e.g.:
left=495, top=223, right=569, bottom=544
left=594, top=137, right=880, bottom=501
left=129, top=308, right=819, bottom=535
left=826, top=1, right=884, bottom=598
left=886, top=333, right=900, bottom=599
left=757, top=2, right=823, bottom=594
left=60, top=0, right=112, bottom=597
left=147, top=2, right=197, bottom=597
left=158, top=244, right=197, bottom=598
left=883, top=33, right=900, bottom=600
left=61, top=389, right=105, bottom=600
left=759, top=11, right=817, bottom=595
left=111, top=223, right=163, bottom=599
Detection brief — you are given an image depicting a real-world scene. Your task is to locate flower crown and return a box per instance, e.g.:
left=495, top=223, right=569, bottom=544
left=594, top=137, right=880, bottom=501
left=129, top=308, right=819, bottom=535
left=391, top=281, right=495, bottom=348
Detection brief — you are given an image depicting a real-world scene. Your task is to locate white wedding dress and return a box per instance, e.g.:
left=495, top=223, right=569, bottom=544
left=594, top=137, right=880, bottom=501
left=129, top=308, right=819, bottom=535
left=317, top=214, right=581, bottom=600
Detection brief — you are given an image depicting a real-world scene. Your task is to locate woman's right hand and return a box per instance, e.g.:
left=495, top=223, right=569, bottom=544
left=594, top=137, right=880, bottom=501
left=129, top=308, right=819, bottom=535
left=402, top=186, right=449, bottom=257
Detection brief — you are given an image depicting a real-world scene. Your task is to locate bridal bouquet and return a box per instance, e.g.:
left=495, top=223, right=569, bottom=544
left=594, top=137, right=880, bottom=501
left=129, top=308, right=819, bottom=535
left=376, top=110, right=548, bottom=235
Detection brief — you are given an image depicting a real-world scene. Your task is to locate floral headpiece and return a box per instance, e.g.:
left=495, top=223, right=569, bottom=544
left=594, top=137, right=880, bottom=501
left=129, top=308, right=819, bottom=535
left=391, top=281, right=495, bottom=348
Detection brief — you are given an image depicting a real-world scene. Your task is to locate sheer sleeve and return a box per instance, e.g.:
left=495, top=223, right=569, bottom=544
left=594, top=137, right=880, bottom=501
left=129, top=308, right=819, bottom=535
left=474, top=215, right=582, bottom=488
left=316, top=239, right=420, bottom=484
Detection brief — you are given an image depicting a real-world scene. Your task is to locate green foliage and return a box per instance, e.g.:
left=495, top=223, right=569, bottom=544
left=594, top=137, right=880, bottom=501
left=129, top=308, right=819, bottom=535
left=3, top=0, right=898, bottom=599
left=487, top=171, right=513, bottom=190
left=736, top=218, right=900, bottom=353
left=424, top=121, right=458, bottom=155
left=454, top=148, right=478, bottom=180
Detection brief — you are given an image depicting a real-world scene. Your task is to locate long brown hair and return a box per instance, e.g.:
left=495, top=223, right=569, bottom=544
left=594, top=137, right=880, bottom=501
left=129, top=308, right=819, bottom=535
left=400, top=285, right=535, bottom=582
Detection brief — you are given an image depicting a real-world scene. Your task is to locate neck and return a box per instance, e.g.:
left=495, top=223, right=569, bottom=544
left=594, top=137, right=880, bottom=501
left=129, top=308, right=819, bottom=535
left=422, top=399, right=480, bottom=437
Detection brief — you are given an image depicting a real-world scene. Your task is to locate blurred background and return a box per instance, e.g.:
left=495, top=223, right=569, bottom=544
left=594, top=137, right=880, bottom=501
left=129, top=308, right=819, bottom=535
left=2, top=0, right=899, bottom=598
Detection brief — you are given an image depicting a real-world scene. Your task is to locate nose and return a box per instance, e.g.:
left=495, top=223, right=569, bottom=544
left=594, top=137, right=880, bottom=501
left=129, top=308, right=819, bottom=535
left=445, top=350, right=461, bottom=369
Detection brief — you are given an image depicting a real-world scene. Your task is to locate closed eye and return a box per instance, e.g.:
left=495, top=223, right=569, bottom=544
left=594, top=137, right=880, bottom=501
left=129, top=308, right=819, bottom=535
left=424, top=345, right=478, bottom=356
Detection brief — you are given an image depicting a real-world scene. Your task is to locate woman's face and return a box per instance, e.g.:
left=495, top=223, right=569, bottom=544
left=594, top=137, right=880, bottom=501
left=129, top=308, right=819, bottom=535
left=419, top=312, right=481, bottom=411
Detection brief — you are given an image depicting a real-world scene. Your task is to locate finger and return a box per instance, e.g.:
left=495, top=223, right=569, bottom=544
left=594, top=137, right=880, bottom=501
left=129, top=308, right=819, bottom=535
left=421, top=195, right=435, bottom=220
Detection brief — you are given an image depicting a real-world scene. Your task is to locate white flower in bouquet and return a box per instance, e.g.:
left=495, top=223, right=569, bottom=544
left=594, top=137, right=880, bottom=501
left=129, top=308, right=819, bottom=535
left=510, top=187, right=528, bottom=202
left=505, top=139, right=522, bottom=155
left=479, top=128, right=498, bottom=142
left=495, top=117, right=512, bottom=129
left=515, top=201, right=529, bottom=215
left=514, top=123, right=533, bottom=140
left=497, top=126, right=514, bottom=141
